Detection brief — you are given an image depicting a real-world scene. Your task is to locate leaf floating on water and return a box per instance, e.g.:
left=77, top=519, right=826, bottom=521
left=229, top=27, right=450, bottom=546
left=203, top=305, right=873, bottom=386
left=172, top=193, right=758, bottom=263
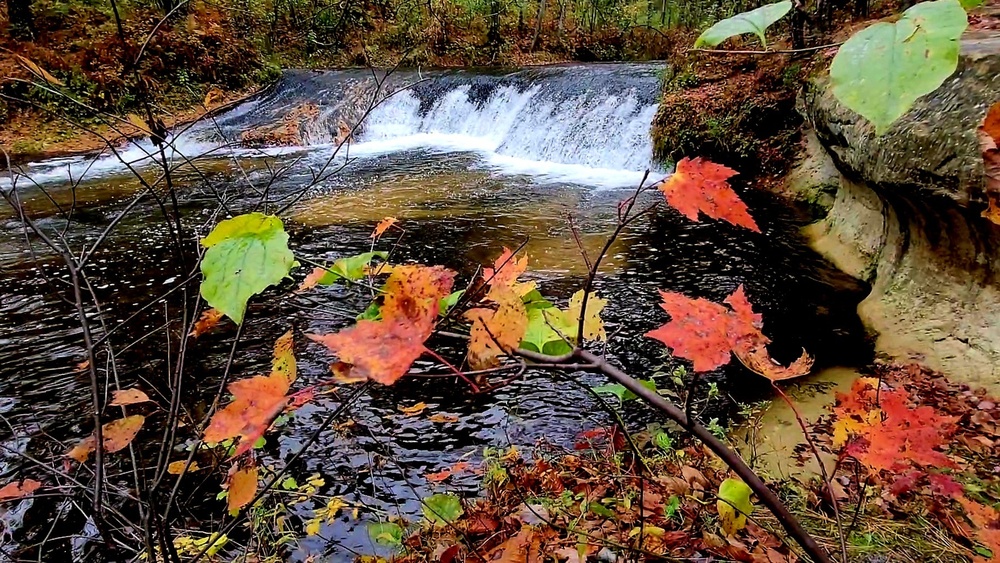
left=0, top=479, right=42, bottom=501
left=110, top=388, right=151, bottom=406
left=657, top=158, right=759, bottom=232
left=422, top=493, right=463, bottom=524
left=398, top=402, right=427, bottom=416
left=372, top=216, right=398, bottom=239
left=190, top=308, right=225, bottom=338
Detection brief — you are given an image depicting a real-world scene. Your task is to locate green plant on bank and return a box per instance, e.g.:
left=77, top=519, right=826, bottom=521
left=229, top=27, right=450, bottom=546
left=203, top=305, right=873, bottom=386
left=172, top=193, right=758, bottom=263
left=695, top=0, right=973, bottom=133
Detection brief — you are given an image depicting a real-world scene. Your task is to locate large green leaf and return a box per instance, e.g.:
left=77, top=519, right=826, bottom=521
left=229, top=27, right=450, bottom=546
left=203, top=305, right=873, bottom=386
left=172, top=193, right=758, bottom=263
left=694, top=1, right=792, bottom=48
left=717, top=478, right=754, bottom=536
left=829, top=0, right=968, bottom=134
left=367, top=522, right=403, bottom=545
left=200, top=213, right=295, bottom=324
left=422, top=493, right=463, bottom=524
left=520, top=308, right=574, bottom=355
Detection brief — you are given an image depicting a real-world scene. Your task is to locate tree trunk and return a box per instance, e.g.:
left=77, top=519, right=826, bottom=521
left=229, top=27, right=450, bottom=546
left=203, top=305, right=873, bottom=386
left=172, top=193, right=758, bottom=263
left=530, top=0, right=545, bottom=51
left=6, top=0, right=35, bottom=40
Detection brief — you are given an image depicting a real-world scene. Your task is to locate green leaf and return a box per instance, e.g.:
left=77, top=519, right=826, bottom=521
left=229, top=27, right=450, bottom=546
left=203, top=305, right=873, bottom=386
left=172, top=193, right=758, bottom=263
left=280, top=477, right=297, bottom=490
left=694, top=1, right=792, bottom=48
left=439, top=289, right=465, bottom=316
left=664, top=495, right=681, bottom=520
left=588, top=501, right=615, bottom=518
left=592, top=380, right=657, bottom=403
left=332, top=251, right=388, bottom=282
left=422, top=493, right=463, bottom=524
left=522, top=289, right=555, bottom=311
left=357, top=300, right=382, bottom=321
left=200, top=213, right=295, bottom=324
left=829, top=0, right=968, bottom=134
left=960, top=0, right=982, bottom=8
left=520, top=308, right=574, bottom=354
left=367, top=522, right=403, bottom=545
left=717, top=478, right=754, bottom=536
left=653, top=431, right=674, bottom=451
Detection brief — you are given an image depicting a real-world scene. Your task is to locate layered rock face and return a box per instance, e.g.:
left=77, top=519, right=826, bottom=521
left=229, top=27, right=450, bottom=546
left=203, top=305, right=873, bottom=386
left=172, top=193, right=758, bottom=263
left=792, top=35, right=1000, bottom=393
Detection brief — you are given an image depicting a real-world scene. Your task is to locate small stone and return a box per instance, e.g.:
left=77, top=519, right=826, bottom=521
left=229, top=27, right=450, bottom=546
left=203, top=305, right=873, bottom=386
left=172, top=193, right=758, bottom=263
left=597, top=547, right=618, bottom=563
left=978, top=400, right=996, bottom=410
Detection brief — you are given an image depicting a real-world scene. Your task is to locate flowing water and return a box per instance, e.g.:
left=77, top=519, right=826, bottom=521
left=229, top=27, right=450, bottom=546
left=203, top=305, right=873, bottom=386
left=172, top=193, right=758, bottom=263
left=0, top=64, right=871, bottom=560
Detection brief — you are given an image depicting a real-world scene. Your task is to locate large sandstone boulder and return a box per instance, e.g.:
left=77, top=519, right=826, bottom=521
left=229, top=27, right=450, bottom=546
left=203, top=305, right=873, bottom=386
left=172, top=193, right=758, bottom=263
left=792, top=34, right=1000, bottom=393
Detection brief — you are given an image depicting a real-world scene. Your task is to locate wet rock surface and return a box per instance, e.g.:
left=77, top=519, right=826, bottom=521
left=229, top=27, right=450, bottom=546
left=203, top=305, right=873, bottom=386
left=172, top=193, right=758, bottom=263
left=794, top=35, right=1000, bottom=393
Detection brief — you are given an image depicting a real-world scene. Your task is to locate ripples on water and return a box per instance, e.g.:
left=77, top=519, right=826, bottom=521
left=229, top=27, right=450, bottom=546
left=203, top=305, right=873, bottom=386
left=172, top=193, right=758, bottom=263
left=0, top=65, right=871, bottom=561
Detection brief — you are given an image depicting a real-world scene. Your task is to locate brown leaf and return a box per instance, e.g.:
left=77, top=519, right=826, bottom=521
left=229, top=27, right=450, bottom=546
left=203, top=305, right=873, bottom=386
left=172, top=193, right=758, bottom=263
left=190, top=308, right=225, bottom=337
left=428, top=413, right=460, bottom=424
left=398, top=402, right=428, bottom=416
left=681, top=466, right=710, bottom=490
left=0, top=479, right=42, bottom=501
left=110, top=388, right=151, bottom=406
left=203, top=87, right=224, bottom=107
left=227, top=465, right=258, bottom=512
left=15, top=55, right=63, bottom=86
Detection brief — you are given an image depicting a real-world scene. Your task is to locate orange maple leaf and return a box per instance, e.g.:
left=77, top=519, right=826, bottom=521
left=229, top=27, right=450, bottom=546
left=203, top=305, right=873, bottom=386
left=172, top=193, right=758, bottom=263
left=657, top=157, right=760, bottom=232
left=372, top=216, right=398, bottom=239
left=67, top=415, right=146, bottom=463
left=190, top=308, right=225, bottom=338
left=482, top=247, right=535, bottom=297
left=646, top=285, right=812, bottom=379
left=227, top=464, right=258, bottom=512
left=203, top=332, right=299, bottom=457
left=310, top=265, right=455, bottom=385
left=0, top=479, right=41, bottom=501
left=466, top=285, right=528, bottom=369
left=959, top=497, right=1000, bottom=562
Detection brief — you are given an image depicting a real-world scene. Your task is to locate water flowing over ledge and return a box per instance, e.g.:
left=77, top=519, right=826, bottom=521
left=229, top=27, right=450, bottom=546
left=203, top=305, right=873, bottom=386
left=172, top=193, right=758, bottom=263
left=4, top=64, right=667, bottom=190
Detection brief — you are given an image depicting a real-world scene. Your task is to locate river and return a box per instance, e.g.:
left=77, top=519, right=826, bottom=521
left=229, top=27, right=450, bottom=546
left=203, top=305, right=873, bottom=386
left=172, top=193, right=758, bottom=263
left=0, top=63, right=871, bottom=560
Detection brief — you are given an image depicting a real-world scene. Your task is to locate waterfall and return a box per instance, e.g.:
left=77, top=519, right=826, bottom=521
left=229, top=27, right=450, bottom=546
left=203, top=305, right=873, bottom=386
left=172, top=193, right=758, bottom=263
left=3, top=64, right=666, bottom=189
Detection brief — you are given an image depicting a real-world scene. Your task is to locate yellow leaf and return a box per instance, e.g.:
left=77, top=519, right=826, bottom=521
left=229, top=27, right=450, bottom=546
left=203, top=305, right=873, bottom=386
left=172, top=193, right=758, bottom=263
left=110, top=388, right=151, bottom=406
left=565, top=290, right=607, bottom=341
left=466, top=285, right=528, bottom=369
left=398, top=402, right=427, bottom=416
left=306, top=518, right=322, bottom=536
left=227, top=465, right=258, bottom=512
left=167, top=460, right=201, bottom=475
left=271, top=331, right=296, bottom=384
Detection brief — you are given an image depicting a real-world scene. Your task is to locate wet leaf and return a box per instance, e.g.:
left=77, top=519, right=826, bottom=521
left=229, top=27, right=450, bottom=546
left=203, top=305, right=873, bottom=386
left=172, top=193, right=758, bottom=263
left=717, top=478, right=753, bottom=536
left=200, top=213, right=295, bottom=324
left=422, top=493, right=463, bottom=524
left=167, top=460, right=201, bottom=475
left=190, top=308, right=225, bottom=337
left=428, top=413, right=460, bottom=423
left=0, top=479, right=42, bottom=501
left=398, top=402, right=427, bottom=416
left=694, top=1, right=792, bottom=48
left=227, top=465, right=258, bottom=512
left=658, top=158, right=759, bottom=232
left=68, top=415, right=146, bottom=462
left=110, top=388, right=151, bottom=406
left=367, top=522, right=403, bottom=545
left=483, top=247, right=535, bottom=297
left=310, top=265, right=455, bottom=384
left=830, top=0, right=968, bottom=134
left=271, top=330, right=296, bottom=384
left=520, top=308, right=573, bottom=355
left=372, top=217, right=398, bottom=239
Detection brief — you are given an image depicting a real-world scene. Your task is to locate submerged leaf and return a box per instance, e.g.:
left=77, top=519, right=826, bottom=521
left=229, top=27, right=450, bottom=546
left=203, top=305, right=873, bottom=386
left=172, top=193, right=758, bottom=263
left=110, top=388, right=151, bottom=406
left=0, top=479, right=42, bottom=501
left=422, top=493, right=464, bottom=524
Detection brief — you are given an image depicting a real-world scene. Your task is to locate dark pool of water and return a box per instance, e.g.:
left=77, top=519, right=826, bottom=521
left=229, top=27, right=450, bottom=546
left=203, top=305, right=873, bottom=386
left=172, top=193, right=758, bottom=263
left=0, top=145, right=871, bottom=561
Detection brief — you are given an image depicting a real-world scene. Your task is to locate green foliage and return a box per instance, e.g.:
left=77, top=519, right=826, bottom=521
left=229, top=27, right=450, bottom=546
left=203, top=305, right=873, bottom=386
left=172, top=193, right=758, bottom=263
left=520, top=308, right=574, bottom=356
left=592, top=379, right=658, bottom=403
left=717, top=478, right=753, bottom=535
left=200, top=213, right=296, bottom=324
left=829, top=0, right=968, bottom=134
left=422, top=493, right=464, bottom=524
left=694, top=1, right=792, bottom=48
left=367, top=522, right=404, bottom=545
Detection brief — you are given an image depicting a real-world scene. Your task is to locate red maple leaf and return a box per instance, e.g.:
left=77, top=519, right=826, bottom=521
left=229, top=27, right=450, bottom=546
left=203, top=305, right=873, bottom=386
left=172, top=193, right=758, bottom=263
left=657, top=157, right=760, bottom=232
left=646, top=285, right=812, bottom=379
